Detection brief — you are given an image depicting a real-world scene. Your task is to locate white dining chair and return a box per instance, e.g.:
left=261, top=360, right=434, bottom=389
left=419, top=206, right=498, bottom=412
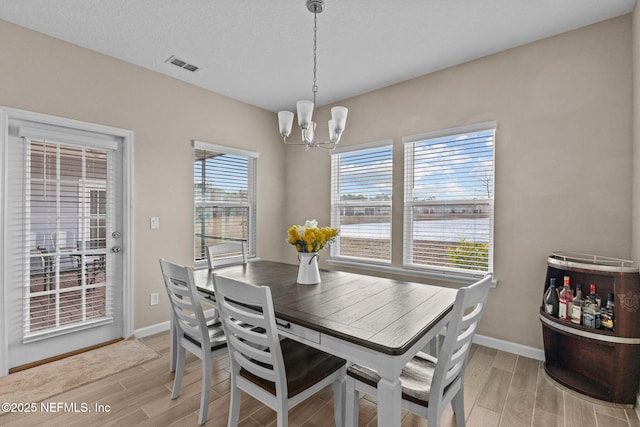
left=345, top=274, right=492, bottom=427
left=159, top=259, right=228, bottom=426
left=29, top=232, right=47, bottom=288
left=50, top=230, right=77, bottom=272
left=206, top=241, right=247, bottom=269
left=213, top=275, right=347, bottom=427
left=50, top=231, right=76, bottom=251
left=167, top=241, right=247, bottom=373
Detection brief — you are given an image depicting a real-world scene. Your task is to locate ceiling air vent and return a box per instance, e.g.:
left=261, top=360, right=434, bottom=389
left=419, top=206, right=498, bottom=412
left=165, top=55, right=200, bottom=73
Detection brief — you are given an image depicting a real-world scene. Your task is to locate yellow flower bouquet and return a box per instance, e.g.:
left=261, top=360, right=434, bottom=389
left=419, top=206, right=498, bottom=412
left=287, top=219, right=338, bottom=253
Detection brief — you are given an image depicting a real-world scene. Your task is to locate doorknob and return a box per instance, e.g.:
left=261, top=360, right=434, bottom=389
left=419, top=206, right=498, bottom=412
left=111, top=246, right=122, bottom=253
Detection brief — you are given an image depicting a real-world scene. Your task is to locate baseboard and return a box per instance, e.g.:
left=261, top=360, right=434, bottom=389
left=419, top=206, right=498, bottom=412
left=133, top=320, right=170, bottom=339
left=473, top=334, right=545, bottom=361
left=133, top=308, right=217, bottom=339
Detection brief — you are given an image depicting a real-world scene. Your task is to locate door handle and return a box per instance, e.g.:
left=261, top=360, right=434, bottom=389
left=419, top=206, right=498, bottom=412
left=111, top=246, right=122, bottom=253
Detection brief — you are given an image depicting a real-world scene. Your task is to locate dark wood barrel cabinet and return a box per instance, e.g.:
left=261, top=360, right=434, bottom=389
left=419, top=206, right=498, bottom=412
left=540, top=252, right=640, bottom=404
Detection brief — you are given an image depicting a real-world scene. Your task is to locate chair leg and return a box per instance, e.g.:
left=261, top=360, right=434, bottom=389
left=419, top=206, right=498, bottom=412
left=333, top=371, right=346, bottom=427
left=426, top=404, right=442, bottom=427
left=345, top=376, right=359, bottom=427
left=171, top=345, right=186, bottom=399
left=197, top=351, right=212, bottom=425
left=452, top=387, right=466, bottom=427
left=276, top=401, right=288, bottom=427
left=169, top=318, right=177, bottom=372
left=228, top=372, right=241, bottom=427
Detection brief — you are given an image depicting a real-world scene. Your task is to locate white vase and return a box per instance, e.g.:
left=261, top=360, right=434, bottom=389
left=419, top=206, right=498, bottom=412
left=297, top=252, right=320, bottom=285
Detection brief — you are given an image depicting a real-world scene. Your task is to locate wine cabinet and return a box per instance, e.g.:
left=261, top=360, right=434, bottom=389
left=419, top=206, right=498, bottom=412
left=539, top=252, right=640, bottom=404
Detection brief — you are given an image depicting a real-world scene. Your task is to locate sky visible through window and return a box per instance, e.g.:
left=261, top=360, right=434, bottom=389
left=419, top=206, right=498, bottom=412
left=338, top=146, right=392, bottom=201
left=194, top=152, right=248, bottom=201
left=411, top=130, right=494, bottom=202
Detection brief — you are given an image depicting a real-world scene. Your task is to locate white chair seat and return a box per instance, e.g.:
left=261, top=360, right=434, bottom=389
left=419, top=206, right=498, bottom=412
left=347, top=351, right=439, bottom=407
left=241, top=337, right=345, bottom=398
left=183, top=321, right=227, bottom=351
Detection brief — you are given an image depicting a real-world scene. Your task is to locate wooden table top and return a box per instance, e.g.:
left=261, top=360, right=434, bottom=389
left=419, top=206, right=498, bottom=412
left=194, top=260, right=457, bottom=356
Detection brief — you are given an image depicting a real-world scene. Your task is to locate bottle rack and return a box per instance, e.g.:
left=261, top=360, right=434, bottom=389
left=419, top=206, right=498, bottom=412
left=539, top=252, right=640, bottom=404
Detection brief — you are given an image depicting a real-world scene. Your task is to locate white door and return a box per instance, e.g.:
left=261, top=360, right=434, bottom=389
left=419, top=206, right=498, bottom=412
left=1, top=109, right=132, bottom=374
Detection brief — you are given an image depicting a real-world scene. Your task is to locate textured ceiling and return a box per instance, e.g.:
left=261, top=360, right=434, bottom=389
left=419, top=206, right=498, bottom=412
left=0, top=0, right=636, bottom=112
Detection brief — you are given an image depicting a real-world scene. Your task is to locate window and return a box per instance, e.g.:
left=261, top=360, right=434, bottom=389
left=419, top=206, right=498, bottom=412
left=330, top=140, right=393, bottom=263
left=403, top=122, right=495, bottom=278
left=193, top=141, right=257, bottom=268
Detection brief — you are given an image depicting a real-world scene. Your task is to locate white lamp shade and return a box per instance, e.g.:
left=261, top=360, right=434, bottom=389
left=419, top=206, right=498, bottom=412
left=278, top=111, right=294, bottom=137
left=328, top=120, right=337, bottom=140
left=296, top=100, right=314, bottom=128
left=331, top=106, right=348, bottom=131
left=305, top=121, right=315, bottom=143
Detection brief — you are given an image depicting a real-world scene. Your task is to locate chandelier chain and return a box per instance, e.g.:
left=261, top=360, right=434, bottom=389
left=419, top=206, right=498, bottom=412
left=312, top=11, right=318, bottom=105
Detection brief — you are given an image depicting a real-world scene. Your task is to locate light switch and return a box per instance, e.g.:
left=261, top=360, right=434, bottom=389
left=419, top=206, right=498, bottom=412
left=150, top=216, right=160, bottom=229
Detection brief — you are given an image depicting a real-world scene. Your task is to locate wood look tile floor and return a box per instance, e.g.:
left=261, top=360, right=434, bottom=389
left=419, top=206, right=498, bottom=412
left=1, top=331, right=638, bottom=427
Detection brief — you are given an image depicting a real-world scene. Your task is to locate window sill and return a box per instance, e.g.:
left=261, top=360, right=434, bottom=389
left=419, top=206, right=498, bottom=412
left=327, top=258, right=497, bottom=287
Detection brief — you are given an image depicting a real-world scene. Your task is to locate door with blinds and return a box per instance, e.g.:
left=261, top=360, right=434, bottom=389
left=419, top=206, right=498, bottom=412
left=2, top=111, right=130, bottom=373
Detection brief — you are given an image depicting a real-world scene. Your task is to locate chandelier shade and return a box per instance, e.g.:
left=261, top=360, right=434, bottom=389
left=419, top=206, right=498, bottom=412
left=278, top=111, right=294, bottom=137
left=278, top=0, right=348, bottom=150
left=296, top=100, right=314, bottom=129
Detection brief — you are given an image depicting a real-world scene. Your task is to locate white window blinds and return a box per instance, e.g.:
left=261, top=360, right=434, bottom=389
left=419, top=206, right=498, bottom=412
left=15, top=130, right=115, bottom=341
left=193, top=141, right=257, bottom=267
left=403, top=122, right=495, bottom=276
left=330, top=141, right=393, bottom=263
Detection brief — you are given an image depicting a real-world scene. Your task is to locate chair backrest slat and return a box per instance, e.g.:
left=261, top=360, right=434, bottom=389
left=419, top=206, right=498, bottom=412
left=206, top=242, right=247, bottom=269
left=221, top=300, right=268, bottom=329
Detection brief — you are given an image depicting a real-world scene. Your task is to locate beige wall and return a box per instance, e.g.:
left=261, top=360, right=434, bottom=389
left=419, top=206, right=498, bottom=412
left=1, top=14, right=635, bottom=350
left=286, top=15, right=633, bottom=349
left=0, top=20, right=287, bottom=330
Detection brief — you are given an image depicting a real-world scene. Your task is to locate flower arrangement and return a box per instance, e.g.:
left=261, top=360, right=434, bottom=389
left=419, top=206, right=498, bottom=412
left=287, top=219, right=338, bottom=253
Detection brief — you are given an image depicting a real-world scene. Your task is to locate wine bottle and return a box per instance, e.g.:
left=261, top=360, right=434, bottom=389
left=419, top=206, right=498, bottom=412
left=588, top=283, right=601, bottom=308
left=543, top=278, right=559, bottom=317
left=601, top=293, right=615, bottom=331
left=558, top=276, right=573, bottom=321
left=570, top=284, right=583, bottom=325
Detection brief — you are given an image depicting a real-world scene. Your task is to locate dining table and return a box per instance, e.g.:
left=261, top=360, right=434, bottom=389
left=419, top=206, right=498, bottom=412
left=194, top=259, right=458, bottom=427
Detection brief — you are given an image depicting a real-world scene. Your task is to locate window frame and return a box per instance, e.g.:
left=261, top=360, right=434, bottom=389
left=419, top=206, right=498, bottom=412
left=329, top=140, right=393, bottom=265
left=402, top=121, right=496, bottom=280
left=192, top=140, right=258, bottom=269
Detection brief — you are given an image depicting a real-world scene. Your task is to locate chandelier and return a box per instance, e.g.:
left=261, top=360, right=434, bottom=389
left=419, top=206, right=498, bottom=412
left=277, top=0, right=348, bottom=150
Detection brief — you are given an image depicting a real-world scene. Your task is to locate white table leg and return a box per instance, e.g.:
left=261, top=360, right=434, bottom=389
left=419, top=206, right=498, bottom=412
left=377, top=375, right=402, bottom=427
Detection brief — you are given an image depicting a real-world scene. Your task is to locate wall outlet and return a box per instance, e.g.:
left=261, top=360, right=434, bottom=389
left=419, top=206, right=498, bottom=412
left=150, top=216, right=160, bottom=229
left=150, top=292, right=159, bottom=306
